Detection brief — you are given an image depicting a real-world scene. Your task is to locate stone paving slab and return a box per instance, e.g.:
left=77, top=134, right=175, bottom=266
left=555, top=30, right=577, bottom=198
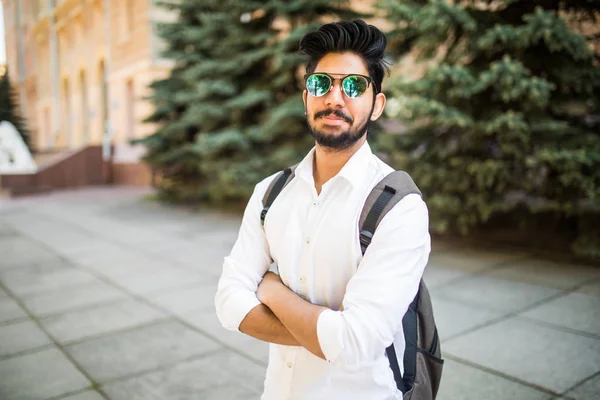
left=66, top=246, right=149, bottom=269
left=426, top=248, right=530, bottom=273
left=109, top=265, right=212, bottom=296
left=487, top=259, right=600, bottom=290
left=437, top=359, right=551, bottom=400
left=433, top=275, right=562, bottom=313
left=192, top=384, right=260, bottom=400
left=0, top=295, right=28, bottom=323
left=0, top=265, right=98, bottom=298
left=429, top=295, right=507, bottom=341
left=182, top=309, right=269, bottom=365
left=55, top=241, right=129, bottom=261
left=81, top=256, right=177, bottom=280
left=21, top=280, right=128, bottom=317
left=423, top=265, right=471, bottom=289
left=5, top=219, right=98, bottom=255
left=576, top=280, right=600, bottom=297
left=520, top=293, right=600, bottom=336
left=64, top=320, right=222, bottom=383
left=40, top=298, right=168, bottom=344
left=564, top=373, right=600, bottom=399
left=60, top=391, right=107, bottom=400
left=148, top=282, right=217, bottom=316
left=442, top=318, right=600, bottom=394
left=0, top=222, right=14, bottom=236
left=102, top=349, right=264, bottom=400
left=0, top=347, right=91, bottom=400
left=0, top=319, right=52, bottom=358
left=0, top=236, right=62, bottom=270
left=0, top=260, right=72, bottom=276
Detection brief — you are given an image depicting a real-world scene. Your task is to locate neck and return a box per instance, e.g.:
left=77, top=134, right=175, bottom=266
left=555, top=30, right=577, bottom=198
left=313, top=136, right=366, bottom=194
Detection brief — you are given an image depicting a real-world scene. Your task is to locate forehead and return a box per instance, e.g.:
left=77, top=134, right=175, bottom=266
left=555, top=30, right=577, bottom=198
left=314, top=52, right=369, bottom=76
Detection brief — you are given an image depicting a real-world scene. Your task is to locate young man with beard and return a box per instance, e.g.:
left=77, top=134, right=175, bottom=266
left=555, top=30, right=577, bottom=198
left=215, top=20, right=430, bottom=400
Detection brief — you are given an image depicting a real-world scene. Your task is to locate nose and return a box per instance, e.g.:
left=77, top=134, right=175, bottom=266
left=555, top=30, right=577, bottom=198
left=324, top=80, right=346, bottom=108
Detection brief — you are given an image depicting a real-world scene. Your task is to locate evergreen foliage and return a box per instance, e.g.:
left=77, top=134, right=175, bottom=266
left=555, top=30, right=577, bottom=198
left=137, top=0, right=361, bottom=202
left=379, top=0, right=600, bottom=258
left=0, top=69, right=30, bottom=149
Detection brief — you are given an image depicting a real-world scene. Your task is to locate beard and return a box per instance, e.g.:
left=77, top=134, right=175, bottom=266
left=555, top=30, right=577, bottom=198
left=308, top=107, right=373, bottom=151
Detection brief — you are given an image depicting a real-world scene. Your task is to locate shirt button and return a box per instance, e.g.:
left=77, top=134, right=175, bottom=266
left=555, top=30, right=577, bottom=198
left=300, top=276, right=305, bottom=282
left=306, top=238, right=310, bottom=244
left=287, top=362, right=293, bottom=368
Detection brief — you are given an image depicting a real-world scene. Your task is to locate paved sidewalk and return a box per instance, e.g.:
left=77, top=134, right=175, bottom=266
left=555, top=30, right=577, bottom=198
left=0, top=186, right=598, bottom=400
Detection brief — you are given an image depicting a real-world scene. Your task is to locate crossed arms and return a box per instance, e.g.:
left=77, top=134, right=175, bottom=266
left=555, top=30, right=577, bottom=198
left=214, top=183, right=430, bottom=366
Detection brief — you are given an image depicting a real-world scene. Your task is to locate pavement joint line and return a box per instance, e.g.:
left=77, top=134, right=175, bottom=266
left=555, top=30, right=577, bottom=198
left=0, top=259, right=65, bottom=273
left=11, top=294, right=132, bottom=320
left=0, top=281, right=104, bottom=303
left=513, top=315, right=600, bottom=341
left=0, top=315, right=31, bottom=327
left=47, top=388, right=109, bottom=400
left=425, top=253, right=537, bottom=291
left=0, top=279, right=103, bottom=396
left=441, top=352, right=563, bottom=397
left=56, top=316, right=174, bottom=348
left=439, top=285, right=590, bottom=344
left=12, top=209, right=214, bottom=274
left=0, top=343, right=57, bottom=362
left=85, top=347, right=227, bottom=388
left=558, top=370, right=600, bottom=398
left=4, top=224, right=270, bottom=370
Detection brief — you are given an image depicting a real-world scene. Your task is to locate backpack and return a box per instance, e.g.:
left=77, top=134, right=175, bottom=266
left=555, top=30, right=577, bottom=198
left=261, top=165, right=444, bottom=399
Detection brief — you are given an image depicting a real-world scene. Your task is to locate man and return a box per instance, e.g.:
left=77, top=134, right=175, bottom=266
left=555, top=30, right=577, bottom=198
left=215, top=20, right=430, bottom=400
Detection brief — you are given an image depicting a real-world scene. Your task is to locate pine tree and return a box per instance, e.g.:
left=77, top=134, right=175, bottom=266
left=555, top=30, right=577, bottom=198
left=379, top=0, right=600, bottom=258
left=0, top=69, right=30, bottom=149
left=134, top=0, right=223, bottom=201
left=137, top=0, right=362, bottom=203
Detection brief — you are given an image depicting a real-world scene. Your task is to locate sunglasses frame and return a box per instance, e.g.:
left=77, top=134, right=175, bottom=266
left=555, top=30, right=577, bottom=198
left=304, top=73, right=375, bottom=99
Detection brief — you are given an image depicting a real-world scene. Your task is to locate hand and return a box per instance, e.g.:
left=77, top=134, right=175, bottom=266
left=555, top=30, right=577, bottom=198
left=257, top=271, right=284, bottom=304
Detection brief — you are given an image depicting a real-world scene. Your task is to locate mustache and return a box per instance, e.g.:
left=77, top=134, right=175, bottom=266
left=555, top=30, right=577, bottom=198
left=314, top=109, right=353, bottom=124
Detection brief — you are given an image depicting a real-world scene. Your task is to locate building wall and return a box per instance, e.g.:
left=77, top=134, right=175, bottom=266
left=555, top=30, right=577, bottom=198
left=1, top=0, right=173, bottom=163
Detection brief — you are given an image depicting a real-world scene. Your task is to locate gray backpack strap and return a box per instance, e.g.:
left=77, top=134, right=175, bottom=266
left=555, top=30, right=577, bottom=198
left=358, top=170, right=422, bottom=254
left=358, top=170, right=441, bottom=396
left=260, top=164, right=298, bottom=227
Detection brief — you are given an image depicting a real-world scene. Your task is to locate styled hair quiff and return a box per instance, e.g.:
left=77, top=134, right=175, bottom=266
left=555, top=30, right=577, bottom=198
left=299, top=20, right=391, bottom=94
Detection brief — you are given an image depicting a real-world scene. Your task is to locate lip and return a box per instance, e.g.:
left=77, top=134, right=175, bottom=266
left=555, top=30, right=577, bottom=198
left=320, top=116, right=347, bottom=126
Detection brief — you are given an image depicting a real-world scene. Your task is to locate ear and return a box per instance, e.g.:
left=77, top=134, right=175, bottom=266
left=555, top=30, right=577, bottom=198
left=302, top=90, right=308, bottom=114
left=370, top=93, right=386, bottom=121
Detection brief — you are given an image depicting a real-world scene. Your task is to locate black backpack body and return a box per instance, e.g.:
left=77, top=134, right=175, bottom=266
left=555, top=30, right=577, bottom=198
left=261, top=166, right=444, bottom=399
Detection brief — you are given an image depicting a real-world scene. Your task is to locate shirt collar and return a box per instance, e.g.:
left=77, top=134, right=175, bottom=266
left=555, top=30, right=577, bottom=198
left=295, top=140, right=373, bottom=188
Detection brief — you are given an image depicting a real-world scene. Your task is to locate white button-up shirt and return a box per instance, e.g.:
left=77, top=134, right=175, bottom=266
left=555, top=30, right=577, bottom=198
left=215, top=141, right=430, bottom=400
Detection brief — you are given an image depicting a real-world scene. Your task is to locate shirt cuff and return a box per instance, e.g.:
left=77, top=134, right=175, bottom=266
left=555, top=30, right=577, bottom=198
left=218, top=292, right=262, bottom=332
left=316, top=308, right=344, bottom=363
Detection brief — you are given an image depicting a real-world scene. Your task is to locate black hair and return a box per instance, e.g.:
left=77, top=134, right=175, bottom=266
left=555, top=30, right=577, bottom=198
left=299, top=20, right=391, bottom=94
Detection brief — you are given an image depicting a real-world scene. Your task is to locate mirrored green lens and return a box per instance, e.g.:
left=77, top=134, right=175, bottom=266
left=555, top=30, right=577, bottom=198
left=306, top=74, right=331, bottom=97
left=342, top=75, right=368, bottom=98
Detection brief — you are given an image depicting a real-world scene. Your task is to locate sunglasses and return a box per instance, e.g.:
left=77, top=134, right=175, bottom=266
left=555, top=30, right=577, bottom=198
left=304, top=73, right=374, bottom=99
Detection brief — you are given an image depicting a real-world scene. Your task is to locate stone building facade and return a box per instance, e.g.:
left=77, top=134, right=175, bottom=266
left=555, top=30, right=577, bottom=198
left=2, top=0, right=175, bottom=183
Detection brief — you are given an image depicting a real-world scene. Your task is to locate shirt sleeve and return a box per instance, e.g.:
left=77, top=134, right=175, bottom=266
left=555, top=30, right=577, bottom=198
left=214, top=176, right=275, bottom=332
left=316, top=193, right=431, bottom=367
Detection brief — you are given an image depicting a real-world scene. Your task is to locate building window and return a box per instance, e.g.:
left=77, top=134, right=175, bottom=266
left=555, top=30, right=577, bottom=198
left=63, top=78, right=71, bottom=147
left=31, top=1, right=40, bottom=20
left=98, top=60, right=108, bottom=138
left=43, top=107, right=51, bottom=149
left=125, top=79, right=135, bottom=139
left=80, top=70, right=89, bottom=145
left=121, top=0, right=134, bottom=39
